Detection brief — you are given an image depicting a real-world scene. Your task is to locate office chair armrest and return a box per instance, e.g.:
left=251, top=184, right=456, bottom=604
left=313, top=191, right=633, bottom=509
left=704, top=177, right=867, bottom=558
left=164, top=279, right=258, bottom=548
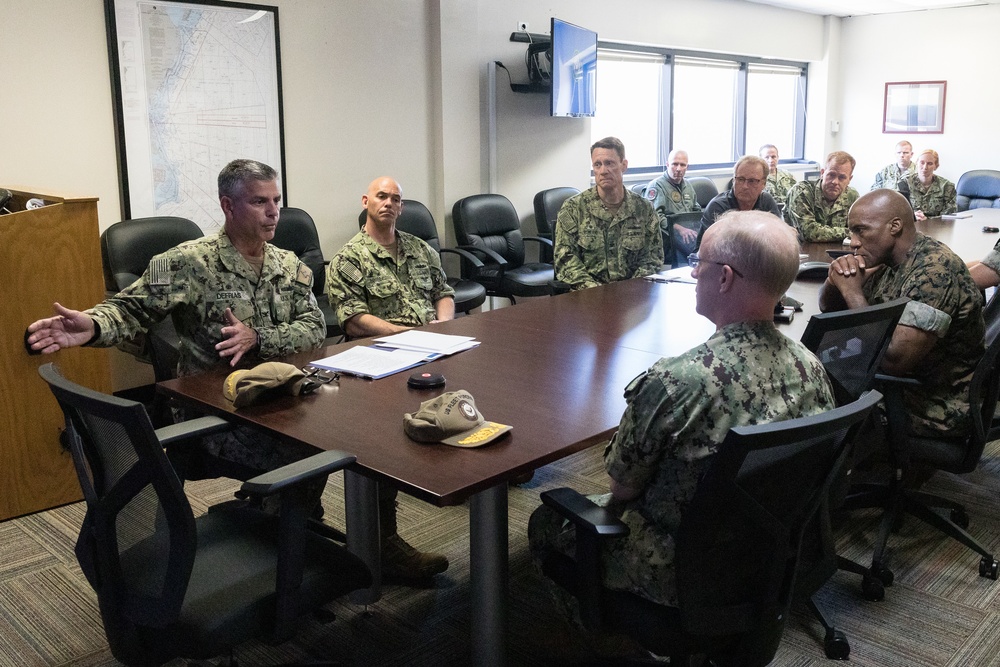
left=155, top=416, right=232, bottom=447
left=457, top=244, right=508, bottom=267
left=874, top=373, right=922, bottom=387
left=541, top=487, right=629, bottom=537
left=523, top=235, right=554, bottom=248
left=440, top=246, right=485, bottom=269
left=241, top=449, right=357, bottom=496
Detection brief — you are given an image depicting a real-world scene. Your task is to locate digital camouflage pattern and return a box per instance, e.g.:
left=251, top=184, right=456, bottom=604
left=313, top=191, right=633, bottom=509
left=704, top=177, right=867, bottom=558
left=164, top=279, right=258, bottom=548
left=981, top=238, right=1000, bottom=274
left=528, top=321, right=834, bottom=607
left=554, top=187, right=663, bottom=290
left=765, top=169, right=797, bottom=207
left=644, top=174, right=701, bottom=221
left=89, top=230, right=324, bottom=376
left=872, top=162, right=915, bottom=191
left=785, top=179, right=860, bottom=242
left=327, top=229, right=454, bottom=329
left=899, top=173, right=958, bottom=217
left=863, top=234, right=984, bottom=437
left=88, top=229, right=326, bottom=474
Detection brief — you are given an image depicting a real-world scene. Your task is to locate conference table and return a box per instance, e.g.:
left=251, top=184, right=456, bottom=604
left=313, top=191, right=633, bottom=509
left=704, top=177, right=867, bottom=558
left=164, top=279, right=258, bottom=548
left=158, top=210, right=996, bottom=666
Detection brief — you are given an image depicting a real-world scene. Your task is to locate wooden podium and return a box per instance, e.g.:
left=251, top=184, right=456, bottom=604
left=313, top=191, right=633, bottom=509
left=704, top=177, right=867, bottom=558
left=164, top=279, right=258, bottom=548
left=1, top=188, right=111, bottom=520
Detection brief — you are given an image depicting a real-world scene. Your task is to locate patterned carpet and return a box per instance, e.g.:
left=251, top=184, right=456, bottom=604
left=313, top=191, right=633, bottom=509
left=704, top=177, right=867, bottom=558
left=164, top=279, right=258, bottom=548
left=4, top=438, right=1000, bottom=667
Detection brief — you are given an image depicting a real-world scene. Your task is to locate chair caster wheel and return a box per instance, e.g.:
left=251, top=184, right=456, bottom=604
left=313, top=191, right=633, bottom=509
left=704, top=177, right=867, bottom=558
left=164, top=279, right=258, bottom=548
left=979, top=556, right=999, bottom=580
left=951, top=508, right=970, bottom=529
left=824, top=630, right=850, bottom=660
left=861, top=575, right=885, bottom=601
left=871, top=563, right=894, bottom=587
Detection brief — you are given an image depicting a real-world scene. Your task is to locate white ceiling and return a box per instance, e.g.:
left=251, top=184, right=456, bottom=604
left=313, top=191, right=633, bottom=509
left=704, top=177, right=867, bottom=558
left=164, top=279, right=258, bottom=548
left=743, top=0, right=1000, bottom=17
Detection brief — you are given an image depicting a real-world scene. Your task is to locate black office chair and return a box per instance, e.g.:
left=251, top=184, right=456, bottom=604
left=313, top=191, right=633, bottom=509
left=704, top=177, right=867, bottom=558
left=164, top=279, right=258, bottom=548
left=843, top=330, right=1000, bottom=595
left=452, top=194, right=554, bottom=304
left=38, top=362, right=371, bottom=666
left=956, top=169, right=1000, bottom=211
left=688, top=176, right=719, bottom=210
left=796, top=298, right=907, bottom=657
left=100, top=216, right=203, bottom=382
left=393, top=199, right=487, bottom=314
left=532, top=187, right=580, bottom=264
left=272, top=207, right=343, bottom=340
left=537, top=392, right=880, bottom=667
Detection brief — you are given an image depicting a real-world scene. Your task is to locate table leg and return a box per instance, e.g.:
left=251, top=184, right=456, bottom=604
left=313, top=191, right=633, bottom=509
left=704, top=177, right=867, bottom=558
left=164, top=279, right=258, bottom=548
left=470, top=482, right=508, bottom=667
left=345, top=470, right=381, bottom=604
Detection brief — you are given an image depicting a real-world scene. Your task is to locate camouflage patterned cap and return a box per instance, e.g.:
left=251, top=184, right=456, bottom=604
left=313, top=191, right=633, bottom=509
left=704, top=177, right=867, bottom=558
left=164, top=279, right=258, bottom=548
left=223, top=361, right=308, bottom=409
left=403, top=390, right=512, bottom=448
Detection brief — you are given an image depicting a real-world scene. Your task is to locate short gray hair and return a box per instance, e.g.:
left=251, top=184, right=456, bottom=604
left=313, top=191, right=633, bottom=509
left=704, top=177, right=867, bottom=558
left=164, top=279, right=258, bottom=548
left=733, top=155, right=768, bottom=181
left=218, top=159, right=278, bottom=199
left=712, top=210, right=799, bottom=298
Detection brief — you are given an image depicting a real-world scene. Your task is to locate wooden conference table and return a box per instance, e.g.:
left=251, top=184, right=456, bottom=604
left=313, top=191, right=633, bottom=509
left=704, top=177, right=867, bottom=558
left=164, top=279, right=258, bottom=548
left=158, top=210, right=996, bottom=666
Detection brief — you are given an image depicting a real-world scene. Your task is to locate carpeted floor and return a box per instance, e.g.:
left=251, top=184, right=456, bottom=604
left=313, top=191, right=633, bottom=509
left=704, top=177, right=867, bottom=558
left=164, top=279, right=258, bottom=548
left=4, top=438, right=1000, bottom=667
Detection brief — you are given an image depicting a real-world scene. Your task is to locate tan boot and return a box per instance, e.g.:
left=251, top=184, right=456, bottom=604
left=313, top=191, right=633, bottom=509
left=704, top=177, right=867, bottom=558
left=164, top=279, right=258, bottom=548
left=381, top=533, right=449, bottom=579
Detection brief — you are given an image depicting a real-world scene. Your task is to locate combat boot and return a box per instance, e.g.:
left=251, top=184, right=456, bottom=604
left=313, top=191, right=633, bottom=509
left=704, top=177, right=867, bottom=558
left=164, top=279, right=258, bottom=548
left=381, top=533, right=449, bottom=579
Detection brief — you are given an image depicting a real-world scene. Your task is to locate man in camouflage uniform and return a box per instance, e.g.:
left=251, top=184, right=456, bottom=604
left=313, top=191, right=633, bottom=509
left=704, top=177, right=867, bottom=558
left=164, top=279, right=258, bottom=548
left=554, top=136, right=663, bottom=290
left=872, top=140, right=915, bottom=191
left=785, top=150, right=860, bottom=242
left=26, top=159, right=325, bottom=474
left=897, top=149, right=957, bottom=220
left=645, top=149, right=701, bottom=261
left=529, top=210, right=835, bottom=609
left=760, top=144, right=797, bottom=207
left=820, top=189, right=984, bottom=437
left=325, top=176, right=453, bottom=579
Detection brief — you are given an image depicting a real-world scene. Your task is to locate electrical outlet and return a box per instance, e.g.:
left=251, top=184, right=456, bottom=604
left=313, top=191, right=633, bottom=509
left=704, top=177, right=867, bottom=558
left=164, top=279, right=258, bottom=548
left=517, top=21, right=529, bottom=32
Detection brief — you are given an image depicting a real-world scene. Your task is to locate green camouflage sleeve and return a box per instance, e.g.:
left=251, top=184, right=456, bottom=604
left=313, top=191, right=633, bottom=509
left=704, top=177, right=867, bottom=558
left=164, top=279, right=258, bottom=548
left=982, top=239, right=1000, bottom=274
left=256, top=258, right=326, bottom=358
left=554, top=197, right=602, bottom=290
left=327, top=249, right=372, bottom=329
left=787, top=182, right=846, bottom=242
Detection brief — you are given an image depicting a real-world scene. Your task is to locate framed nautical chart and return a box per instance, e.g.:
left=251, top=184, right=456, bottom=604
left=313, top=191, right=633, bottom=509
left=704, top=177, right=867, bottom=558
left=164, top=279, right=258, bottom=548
left=106, top=0, right=285, bottom=231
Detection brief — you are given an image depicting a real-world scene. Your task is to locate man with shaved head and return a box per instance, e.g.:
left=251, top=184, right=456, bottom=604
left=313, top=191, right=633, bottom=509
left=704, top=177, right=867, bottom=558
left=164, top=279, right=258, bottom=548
left=326, top=176, right=454, bottom=579
left=530, top=210, right=834, bottom=609
left=327, top=176, right=455, bottom=338
left=820, top=189, right=984, bottom=437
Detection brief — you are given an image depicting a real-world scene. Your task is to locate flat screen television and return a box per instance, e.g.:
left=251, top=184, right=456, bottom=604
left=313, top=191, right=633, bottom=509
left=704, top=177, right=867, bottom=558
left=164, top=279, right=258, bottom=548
left=550, top=18, right=597, bottom=118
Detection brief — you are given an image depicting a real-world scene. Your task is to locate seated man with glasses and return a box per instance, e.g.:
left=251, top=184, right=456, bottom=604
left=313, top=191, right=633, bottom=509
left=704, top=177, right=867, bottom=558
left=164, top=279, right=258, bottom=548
left=696, top=155, right=781, bottom=248
left=785, top=150, right=860, bottom=242
left=529, top=209, right=834, bottom=619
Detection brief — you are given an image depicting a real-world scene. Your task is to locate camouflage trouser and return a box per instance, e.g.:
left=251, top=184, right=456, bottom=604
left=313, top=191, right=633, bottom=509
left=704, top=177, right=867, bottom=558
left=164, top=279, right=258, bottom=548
left=528, top=492, right=680, bottom=613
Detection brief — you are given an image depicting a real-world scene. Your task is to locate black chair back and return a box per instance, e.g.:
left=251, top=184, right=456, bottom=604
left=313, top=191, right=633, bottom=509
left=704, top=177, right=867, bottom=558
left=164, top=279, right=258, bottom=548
left=453, top=194, right=527, bottom=268
left=395, top=199, right=441, bottom=252
left=800, top=297, right=909, bottom=406
left=673, top=391, right=880, bottom=664
left=688, top=177, right=719, bottom=209
left=100, top=216, right=202, bottom=293
left=956, top=169, right=1000, bottom=211
left=533, top=187, right=579, bottom=264
left=273, top=207, right=327, bottom=297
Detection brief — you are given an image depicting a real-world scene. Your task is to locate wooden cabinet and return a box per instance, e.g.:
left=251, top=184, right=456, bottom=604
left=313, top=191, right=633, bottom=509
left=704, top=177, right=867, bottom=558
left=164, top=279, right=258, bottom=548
left=1, top=188, right=111, bottom=520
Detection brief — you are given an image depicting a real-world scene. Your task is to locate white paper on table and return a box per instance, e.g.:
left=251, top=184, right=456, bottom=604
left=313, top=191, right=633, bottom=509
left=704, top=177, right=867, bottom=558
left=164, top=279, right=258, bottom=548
left=310, top=346, right=431, bottom=379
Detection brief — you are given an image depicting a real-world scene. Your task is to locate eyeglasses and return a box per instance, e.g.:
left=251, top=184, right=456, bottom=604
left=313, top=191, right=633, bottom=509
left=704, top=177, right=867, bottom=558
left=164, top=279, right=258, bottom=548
left=687, top=253, right=744, bottom=278
left=733, top=177, right=762, bottom=187
left=300, top=365, right=340, bottom=393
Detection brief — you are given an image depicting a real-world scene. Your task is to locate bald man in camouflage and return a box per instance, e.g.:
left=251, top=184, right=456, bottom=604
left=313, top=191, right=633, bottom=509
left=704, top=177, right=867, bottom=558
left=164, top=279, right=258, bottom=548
left=326, top=176, right=453, bottom=579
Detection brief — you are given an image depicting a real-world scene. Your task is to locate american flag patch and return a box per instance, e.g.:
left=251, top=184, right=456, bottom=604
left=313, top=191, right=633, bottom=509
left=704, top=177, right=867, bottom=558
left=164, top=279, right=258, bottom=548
left=149, top=257, right=171, bottom=285
left=340, top=261, right=363, bottom=284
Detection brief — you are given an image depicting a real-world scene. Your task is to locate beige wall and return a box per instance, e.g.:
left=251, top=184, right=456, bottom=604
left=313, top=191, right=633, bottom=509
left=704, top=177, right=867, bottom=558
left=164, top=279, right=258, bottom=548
left=838, top=6, right=1000, bottom=191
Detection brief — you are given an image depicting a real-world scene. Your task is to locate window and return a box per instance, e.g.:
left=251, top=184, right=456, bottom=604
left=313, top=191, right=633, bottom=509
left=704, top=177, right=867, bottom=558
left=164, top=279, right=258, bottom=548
left=590, top=51, right=667, bottom=169
left=592, top=45, right=807, bottom=172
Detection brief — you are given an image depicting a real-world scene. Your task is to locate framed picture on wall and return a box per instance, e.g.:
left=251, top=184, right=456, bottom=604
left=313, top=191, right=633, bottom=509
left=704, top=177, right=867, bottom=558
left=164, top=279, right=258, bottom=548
left=882, top=81, right=946, bottom=134
left=105, top=0, right=285, bottom=232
